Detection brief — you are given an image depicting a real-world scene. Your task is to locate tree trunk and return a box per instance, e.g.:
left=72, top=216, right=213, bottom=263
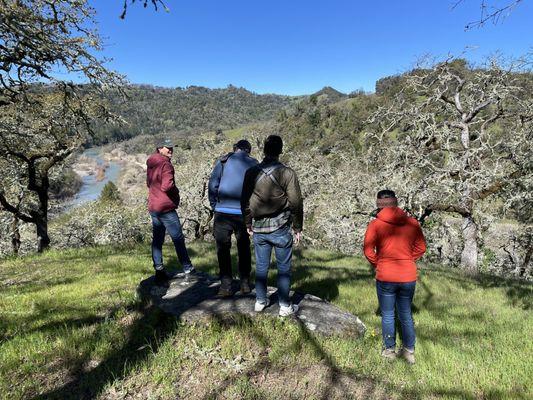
left=35, top=217, right=50, bottom=252
left=11, top=216, right=21, bottom=255
left=460, top=215, right=478, bottom=274
left=519, top=246, right=532, bottom=278
left=35, top=174, right=50, bottom=252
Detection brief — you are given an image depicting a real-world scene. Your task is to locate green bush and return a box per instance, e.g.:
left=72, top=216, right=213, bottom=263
left=99, top=181, right=122, bottom=203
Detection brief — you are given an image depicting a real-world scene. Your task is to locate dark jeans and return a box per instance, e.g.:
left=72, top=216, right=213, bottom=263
left=150, top=210, right=193, bottom=272
left=213, top=212, right=251, bottom=280
left=376, top=280, right=416, bottom=351
left=253, top=225, right=293, bottom=307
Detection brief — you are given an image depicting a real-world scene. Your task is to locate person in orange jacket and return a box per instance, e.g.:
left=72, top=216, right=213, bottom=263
left=363, top=190, right=426, bottom=364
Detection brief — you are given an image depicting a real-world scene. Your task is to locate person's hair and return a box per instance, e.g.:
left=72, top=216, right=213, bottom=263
left=375, top=189, right=398, bottom=210
left=377, top=189, right=396, bottom=199
left=233, top=139, right=252, bottom=153
left=263, top=135, right=283, bottom=157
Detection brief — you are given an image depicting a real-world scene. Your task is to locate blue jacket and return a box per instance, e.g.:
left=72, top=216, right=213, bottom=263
left=208, top=151, right=258, bottom=214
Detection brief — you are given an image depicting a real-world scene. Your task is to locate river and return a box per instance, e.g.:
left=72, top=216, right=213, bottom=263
left=69, top=148, right=122, bottom=207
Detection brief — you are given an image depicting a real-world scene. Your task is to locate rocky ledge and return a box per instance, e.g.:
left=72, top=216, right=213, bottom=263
left=138, top=271, right=366, bottom=337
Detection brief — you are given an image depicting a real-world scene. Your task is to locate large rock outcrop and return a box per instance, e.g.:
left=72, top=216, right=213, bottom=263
left=138, top=271, right=366, bottom=337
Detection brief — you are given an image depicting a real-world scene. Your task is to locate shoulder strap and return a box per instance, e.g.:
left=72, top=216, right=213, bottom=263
left=255, top=164, right=283, bottom=189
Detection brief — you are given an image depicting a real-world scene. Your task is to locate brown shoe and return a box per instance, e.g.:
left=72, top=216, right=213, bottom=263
left=381, top=348, right=398, bottom=360
left=240, top=278, right=251, bottom=294
left=217, top=277, right=233, bottom=298
left=400, top=348, right=415, bottom=365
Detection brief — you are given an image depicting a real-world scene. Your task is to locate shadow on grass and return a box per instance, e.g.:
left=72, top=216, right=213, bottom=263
left=196, top=314, right=495, bottom=400
left=30, top=278, right=195, bottom=400
left=198, top=314, right=379, bottom=400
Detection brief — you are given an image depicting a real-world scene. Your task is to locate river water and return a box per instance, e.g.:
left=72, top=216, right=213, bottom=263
left=69, top=148, right=122, bottom=207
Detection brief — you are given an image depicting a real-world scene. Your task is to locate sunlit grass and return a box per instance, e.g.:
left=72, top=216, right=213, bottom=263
left=0, top=242, right=531, bottom=399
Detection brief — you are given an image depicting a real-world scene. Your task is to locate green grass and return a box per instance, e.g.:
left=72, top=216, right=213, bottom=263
left=0, top=242, right=531, bottom=399
left=224, top=127, right=246, bottom=140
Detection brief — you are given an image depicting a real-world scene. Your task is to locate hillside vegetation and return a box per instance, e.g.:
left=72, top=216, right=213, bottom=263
left=92, top=85, right=295, bottom=145
left=0, top=243, right=531, bottom=399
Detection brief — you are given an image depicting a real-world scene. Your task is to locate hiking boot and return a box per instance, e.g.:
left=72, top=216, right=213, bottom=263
left=154, top=269, right=169, bottom=287
left=381, top=348, right=398, bottom=360
left=279, top=303, right=299, bottom=317
left=254, top=301, right=267, bottom=312
left=240, top=278, right=251, bottom=294
left=400, top=348, right=415, bottom=365
left=217, top=277, right=233, bottom=298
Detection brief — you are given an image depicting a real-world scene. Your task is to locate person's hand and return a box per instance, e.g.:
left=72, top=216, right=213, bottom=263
left=247, top=227, right=254, bottom=237
left=293, top=230, right=302, bottom=246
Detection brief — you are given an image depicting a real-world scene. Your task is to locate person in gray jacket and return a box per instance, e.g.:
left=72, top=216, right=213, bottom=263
left=208, top=139, right=258, bottom=297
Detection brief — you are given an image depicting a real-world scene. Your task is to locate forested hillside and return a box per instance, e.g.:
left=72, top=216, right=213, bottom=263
left=91, top=85, right=295, bottom=144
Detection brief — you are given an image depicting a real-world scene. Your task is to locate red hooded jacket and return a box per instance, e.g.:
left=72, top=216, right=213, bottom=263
left=146, top=153, right=181, bottom=213
left=363, top=207, right=426, bottom=283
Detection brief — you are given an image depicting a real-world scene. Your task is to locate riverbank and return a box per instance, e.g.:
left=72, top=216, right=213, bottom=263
left=68, top=148, right=123, bottom=207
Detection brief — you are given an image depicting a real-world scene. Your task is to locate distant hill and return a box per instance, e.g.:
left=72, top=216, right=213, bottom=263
left=92, top=84, right=295, bottom=144
left=312, top=86, right=347, bottom=103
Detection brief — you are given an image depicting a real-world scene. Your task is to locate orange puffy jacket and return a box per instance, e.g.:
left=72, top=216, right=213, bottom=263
left=363, top=207, right=426, bottom=283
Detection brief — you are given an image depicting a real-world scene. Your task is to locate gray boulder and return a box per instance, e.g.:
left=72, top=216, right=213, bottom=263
left=138, top=271, right=366, bottom=337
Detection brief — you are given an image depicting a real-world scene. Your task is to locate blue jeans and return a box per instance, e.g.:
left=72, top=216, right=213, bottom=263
left=376, top=280, right=416, bottom=351
left=253, top=225, right=293, bottom=307
left=150, top=210, right=193, bottom=272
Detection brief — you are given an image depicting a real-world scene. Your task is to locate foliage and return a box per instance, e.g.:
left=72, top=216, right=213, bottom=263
left=99, top=181, right=122, bottom=203
left=49, top=166, right=83, bottom=200
left=0, top=89, right=116, bottom=251
left=90, top=84, right=293, bottom=145
left=0, top=0, right=123, bottom=251
left=49, top=200, right=149, bottom=248
left=0, top=0, right=120, bottom=106
left=0, top=243, right=531, bottom=398
left=366, top=55, right=532, bottom=273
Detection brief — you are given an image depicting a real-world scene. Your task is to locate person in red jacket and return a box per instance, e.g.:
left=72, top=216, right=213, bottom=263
left=147, top=139, right=194, bottom=286
left=363, top=190, right=426, bottom=364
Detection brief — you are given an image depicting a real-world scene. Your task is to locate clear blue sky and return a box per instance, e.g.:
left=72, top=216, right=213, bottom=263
left=89, top=0, right=532, bottom=95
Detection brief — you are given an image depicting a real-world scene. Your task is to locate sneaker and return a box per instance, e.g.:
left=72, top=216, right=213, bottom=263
left=279, top=304, right=299, bottom=317
left=184, top=266, right=196, bottom=275
left=381, top=348, right=398, bottom=360
left=400, top=348, right=415, bottom=365
left=239, top=278, right=251, bottom=294
left=254, top=301, right=267, bottom=312
left=154, top=269, right=169, bottom=287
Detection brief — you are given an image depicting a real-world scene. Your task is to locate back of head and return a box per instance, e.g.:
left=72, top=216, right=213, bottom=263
left=263, top=135, right=283, bottom=158
left=376, top=189, right=398, bottom=209
left=233, top=139, right=252, bottom=153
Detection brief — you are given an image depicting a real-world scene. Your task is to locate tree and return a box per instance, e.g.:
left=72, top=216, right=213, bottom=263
left=120, top=0, right=169, bottom=19
left=367, top=56, right=532, bottom=273
left=453, top=0, right=525, bottom=29
left=99, top=181, right=122, bottom=203
left=0, top=89, right=110, bottom=251
left=0, top=0, right=120, bottom=107
left=0, top=0, right=123, bottom=253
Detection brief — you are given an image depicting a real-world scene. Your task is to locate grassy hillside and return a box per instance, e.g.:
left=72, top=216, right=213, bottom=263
left=0, top=243, right=531, bottom=399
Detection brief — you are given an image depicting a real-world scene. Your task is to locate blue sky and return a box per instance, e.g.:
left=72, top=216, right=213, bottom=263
left=89, top=0, right=532, bottom=95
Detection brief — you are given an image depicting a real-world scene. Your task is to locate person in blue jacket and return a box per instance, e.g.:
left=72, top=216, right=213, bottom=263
left=208, top=139, right=258, bottom=297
